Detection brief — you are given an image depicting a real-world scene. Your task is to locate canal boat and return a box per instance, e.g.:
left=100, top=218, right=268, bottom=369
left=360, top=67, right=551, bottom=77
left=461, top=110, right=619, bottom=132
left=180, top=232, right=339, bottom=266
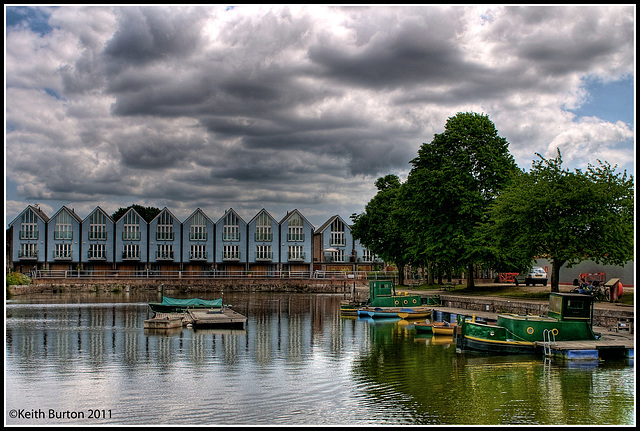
left=357, top=306, right=432, bottom=319
left=457, top=292, right=599, bottom=354
left=149, top=296, right=224, bottom=313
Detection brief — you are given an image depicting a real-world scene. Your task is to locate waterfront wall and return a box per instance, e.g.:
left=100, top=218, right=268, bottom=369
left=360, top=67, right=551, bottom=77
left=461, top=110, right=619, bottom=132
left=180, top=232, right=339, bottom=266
left=8, top=278, right=364, bottom=296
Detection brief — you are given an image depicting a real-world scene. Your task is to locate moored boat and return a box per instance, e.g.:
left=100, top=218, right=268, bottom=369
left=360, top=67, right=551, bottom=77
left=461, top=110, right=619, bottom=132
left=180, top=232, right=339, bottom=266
left=149, top=296, right=223, bottom=313
left=431, top=321, right=457, bottom=336
left=413, top=320, right=433, bottom=333
left=357, top=306, right=432, bottom=319
left=457, top=293, right=599, bottom=354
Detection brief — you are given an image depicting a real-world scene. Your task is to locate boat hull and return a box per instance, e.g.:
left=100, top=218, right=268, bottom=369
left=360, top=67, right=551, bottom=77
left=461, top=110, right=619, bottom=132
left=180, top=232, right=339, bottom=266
left=458, top=314, right=597, bottom=354
left=357, top=307, right=431, bottom=319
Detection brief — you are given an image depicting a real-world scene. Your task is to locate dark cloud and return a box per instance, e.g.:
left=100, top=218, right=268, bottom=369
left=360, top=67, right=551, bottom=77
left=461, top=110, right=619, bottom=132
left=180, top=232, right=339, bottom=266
left=5, top=5, right=635, bottom=227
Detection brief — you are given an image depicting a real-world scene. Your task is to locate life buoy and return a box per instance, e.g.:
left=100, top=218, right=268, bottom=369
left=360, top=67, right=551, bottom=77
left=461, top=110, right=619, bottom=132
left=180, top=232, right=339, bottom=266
left=412, top=299, right=417, bottom=304
left=395, top=300, right=400, bottom=306
left=526, top=327, right=534, bottom=335
left=551, top=328, right=559, bottom=336
left=403, top=299, right=408, bottom=305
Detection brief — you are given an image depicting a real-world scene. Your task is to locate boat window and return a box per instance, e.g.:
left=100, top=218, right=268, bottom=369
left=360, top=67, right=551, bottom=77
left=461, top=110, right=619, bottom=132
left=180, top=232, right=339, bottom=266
left=566, top=299, right=584, bottom=310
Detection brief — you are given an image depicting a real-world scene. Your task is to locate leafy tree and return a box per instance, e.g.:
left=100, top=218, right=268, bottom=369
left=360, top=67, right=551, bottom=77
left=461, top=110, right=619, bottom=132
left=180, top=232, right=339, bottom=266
left=405, top=112, right=519, bottom=288
left=112, top=204, right=161, bottom=223
left=351, top=174, right=411, bottom=286
left=486, top=150, right=634, bottom=291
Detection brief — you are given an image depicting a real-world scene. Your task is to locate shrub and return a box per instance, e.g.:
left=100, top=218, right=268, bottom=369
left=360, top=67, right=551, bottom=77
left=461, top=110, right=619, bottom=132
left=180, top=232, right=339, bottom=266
left=6, top=271, right=32, bottom=286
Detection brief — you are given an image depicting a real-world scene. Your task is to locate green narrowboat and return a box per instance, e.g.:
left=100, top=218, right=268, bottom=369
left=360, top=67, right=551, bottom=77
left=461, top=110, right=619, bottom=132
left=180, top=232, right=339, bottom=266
left=457, top=293, right=599, bottom=354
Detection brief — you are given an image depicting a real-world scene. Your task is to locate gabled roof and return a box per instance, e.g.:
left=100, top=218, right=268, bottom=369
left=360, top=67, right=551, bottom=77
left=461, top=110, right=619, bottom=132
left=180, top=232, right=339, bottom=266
left=183, top=208, right=215, bottom=225
left=150, top=207, right=182, bottom=224
left=82, top=206, right=115, bottom=224
left=115, top=207, right=147, bottom=224
left=8, top=204, right=50, bottom=227
left=248, top=208, right=278, bottom=225
left=315, top=214, right=350, bottom=233
left=215, top=208, right=247, bottom=225
left=279, top=209, right=315, bottom=230
left=48, top=205, right=83, bottom=224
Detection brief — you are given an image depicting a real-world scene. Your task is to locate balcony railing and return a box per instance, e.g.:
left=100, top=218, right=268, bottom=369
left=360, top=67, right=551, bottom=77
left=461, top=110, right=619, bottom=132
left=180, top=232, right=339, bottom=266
left=53, top=252, right=73, bottom=260
left=189, top=252, right=208, bottom=260
left=288, top=252, right=306, bottom=261
left=255, top=233, right=273, bottom=242
left=255, top=252, right=273, bottom=261
left=155, top=251, right=175, bottom=260
left=287, top=233, right=305, bottom=242
left=122, top=252, right=140, bottom=260
left=223, top=251, right=241, bottom=261
left=87, top=251, right=107, bottom=260
left=18, top=251, right=38, bottom=259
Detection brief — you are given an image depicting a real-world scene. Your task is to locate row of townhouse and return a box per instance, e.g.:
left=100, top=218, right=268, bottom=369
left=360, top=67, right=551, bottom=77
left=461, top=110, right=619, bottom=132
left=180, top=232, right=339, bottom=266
left=6, top=205, right=383, bottom=277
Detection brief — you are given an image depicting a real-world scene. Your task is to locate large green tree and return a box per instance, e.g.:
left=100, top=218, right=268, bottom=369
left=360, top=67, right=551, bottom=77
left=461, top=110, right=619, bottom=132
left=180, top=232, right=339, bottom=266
left=405, top=112, right=519, bottom=288
left=486, top=150, right=634, bottom=291
left=351, top=174, right=411, bottom=286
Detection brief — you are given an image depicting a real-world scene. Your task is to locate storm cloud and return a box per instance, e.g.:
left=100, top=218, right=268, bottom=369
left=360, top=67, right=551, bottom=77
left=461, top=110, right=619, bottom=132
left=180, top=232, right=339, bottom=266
left=5, top=5, right=635, bottom=226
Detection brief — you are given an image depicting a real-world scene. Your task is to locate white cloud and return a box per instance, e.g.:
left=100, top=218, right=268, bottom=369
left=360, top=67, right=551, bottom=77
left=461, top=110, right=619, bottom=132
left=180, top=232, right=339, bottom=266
left=5, top=5, right=635, bottom=226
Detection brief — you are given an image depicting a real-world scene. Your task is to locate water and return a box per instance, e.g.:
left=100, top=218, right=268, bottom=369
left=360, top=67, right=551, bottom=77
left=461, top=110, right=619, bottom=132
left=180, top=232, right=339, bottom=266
left=5, top=292, right=635, bottom=425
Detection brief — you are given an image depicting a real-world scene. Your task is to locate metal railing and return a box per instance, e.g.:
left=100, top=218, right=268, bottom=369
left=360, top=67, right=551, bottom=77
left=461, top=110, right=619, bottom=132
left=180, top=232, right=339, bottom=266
left=32, top=269, right=398, bottom=280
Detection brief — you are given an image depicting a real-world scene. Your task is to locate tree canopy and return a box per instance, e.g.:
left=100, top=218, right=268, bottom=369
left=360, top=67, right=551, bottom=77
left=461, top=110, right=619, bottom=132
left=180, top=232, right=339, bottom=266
left=404, top=112, right=519, bottom=288
left=351, top=112, right=633, bottom=290
left=111, top=204, right=161, bottom=223
left=351, top=174, right=411, bottom=285
left=485, top=150, right=634, bottom=291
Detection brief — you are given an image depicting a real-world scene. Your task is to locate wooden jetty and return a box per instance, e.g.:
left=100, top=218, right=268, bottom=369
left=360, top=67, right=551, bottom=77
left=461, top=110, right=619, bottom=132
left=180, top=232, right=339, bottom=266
left=535, top=326, right=634, bottom=360
left=187, top=308, right=247, bottom=329
left=144, top=308, right=247, bottom=330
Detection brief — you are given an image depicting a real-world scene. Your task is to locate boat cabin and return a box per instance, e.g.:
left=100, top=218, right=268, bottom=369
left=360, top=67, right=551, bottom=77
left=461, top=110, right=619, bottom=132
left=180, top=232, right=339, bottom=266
left=368, top=280, right=422, bottom=308
left=547, top=292, right=593, bottom=322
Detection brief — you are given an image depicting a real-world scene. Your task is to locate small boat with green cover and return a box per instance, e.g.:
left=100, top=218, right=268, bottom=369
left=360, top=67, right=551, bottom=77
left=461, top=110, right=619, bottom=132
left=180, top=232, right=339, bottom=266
left=149, top=296, right=223, bottom=313
left=457, top=292, right=599, bottom=354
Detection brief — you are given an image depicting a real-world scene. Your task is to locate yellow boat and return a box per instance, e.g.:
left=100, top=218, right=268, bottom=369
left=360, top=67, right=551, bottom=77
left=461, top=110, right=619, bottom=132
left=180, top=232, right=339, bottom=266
left=431, top=321, right=457, bottom=336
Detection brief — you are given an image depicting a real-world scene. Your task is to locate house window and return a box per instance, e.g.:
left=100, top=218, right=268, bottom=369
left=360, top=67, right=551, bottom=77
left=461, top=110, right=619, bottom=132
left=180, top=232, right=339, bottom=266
left=54, top=243, right=72, bottom=259
left=123, top=244, right=140, bottom=259
left=156, top=211, right=174, bottom=241
left=255, top=212, right=272, bottom=242
left=19, top=243, right=38, bottom=258
left=223, top=245, right=240, bottom=260
left=288, top=245, right=305, bottom=261
left=223, top=212, right=240, bottom=241
left=362, top=249, right=374, bottom=262
left=88, top=244, right=106, bottom=259
left=190, top=211, right=207, bottom=241
left=328, top=249, right=345, bottom=262
left=20, top=209, right=39, bottom=240
left=122, top=212, right=141, bottom=241
left=330, top=218, right=346, bottom=246
left=156, top=244, right=174, bottom=260
left=255, top=245, right=273, bottom=260
left=89, top=211, right=107, bottom=240
left=287, top=213, right=304, bottom=241
left=190, top=244, right=207, bottom=260
left=54, top=211, right=73, bottom=240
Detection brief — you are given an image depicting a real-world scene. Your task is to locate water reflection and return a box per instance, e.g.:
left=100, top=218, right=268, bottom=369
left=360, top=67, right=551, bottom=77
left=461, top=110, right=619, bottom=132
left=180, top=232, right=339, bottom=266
left=5, top=293, right=635, bottom=425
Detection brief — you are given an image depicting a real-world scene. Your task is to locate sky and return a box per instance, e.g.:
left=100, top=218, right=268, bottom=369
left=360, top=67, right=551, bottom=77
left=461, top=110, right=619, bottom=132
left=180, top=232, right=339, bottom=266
left=4, top=5, right=636, bottom=228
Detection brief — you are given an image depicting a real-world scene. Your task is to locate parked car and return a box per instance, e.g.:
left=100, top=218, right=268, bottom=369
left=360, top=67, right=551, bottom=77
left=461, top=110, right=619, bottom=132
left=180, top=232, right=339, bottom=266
left=514, top=267, right=548, bottom=286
